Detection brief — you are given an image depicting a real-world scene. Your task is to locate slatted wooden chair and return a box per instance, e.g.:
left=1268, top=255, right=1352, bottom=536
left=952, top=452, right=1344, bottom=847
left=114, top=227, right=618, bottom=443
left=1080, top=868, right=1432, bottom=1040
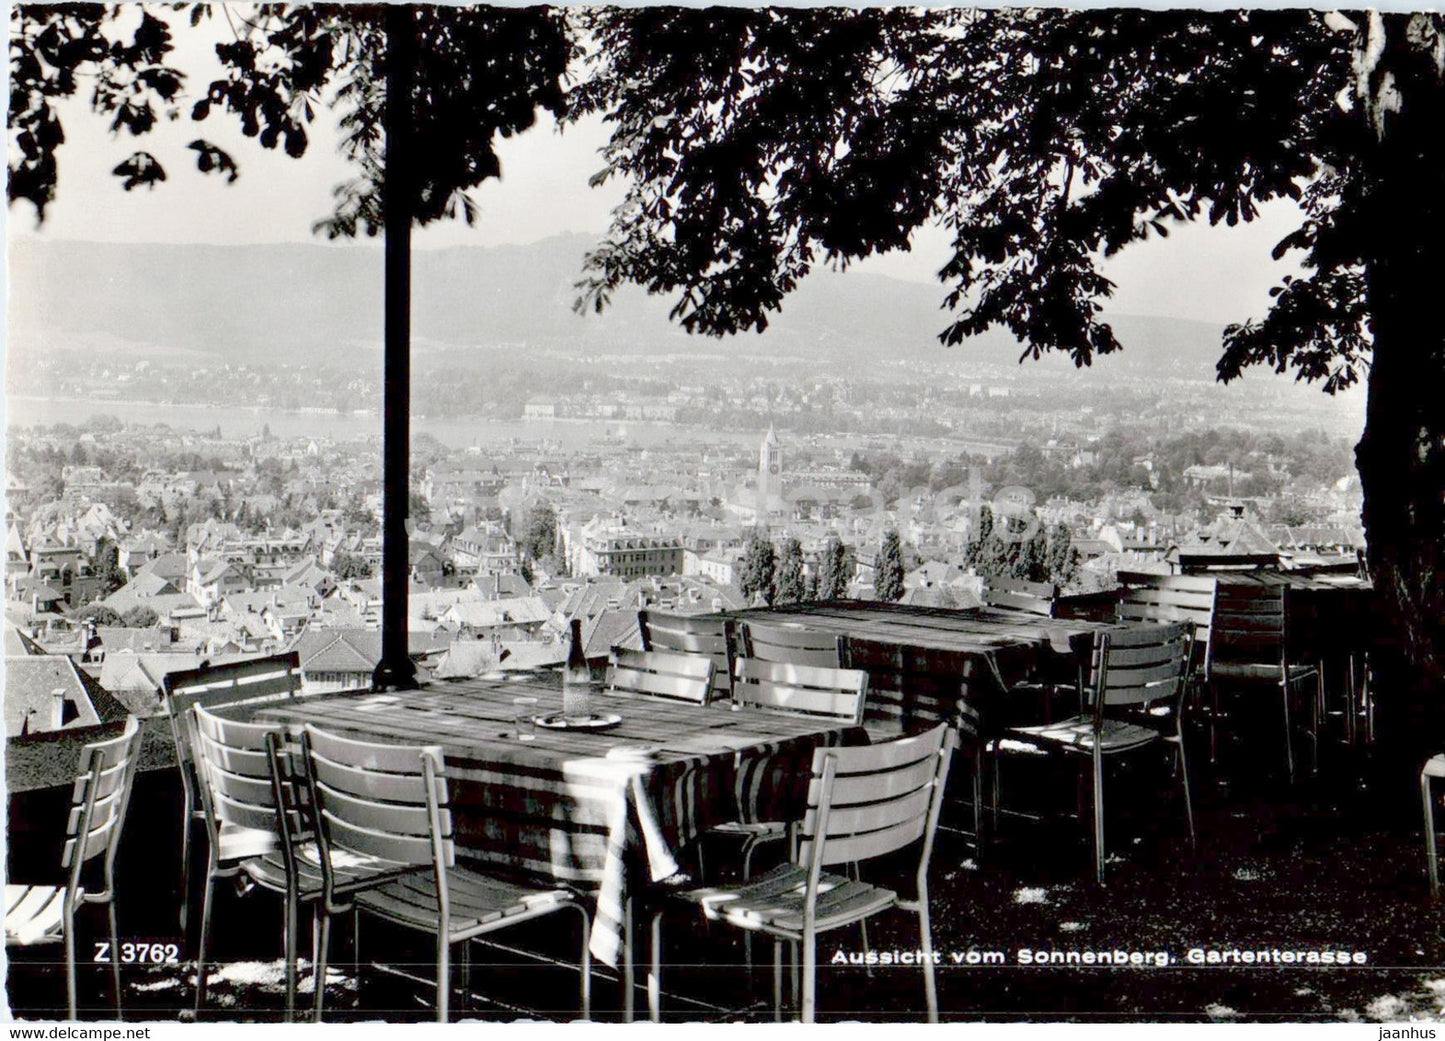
left=190, top=704, right=374, bottom=1020
left=607, top=647, right=715, bottom=705
left=637, top=610, right=735, bottom=703
left=996, top=622, right=1196, bottom=883
left=739, top=620, right=848, bottom=669
left=982, top=576, right=1060, bottom=617
left=5, top=717, right=143, bottom=1020
left=647, top=724, right=956, bottom=1022
left=301, top=725, right=591, bottom=1023
left=712, top=659, right=870, bottom=889
left=1207, top=583, right=1322, bottom=780
left=162, top=652, right=302, bottom=940
left=1117, top=573, right=1217, bottom=723
left=732, top=658, right=869, bottom=726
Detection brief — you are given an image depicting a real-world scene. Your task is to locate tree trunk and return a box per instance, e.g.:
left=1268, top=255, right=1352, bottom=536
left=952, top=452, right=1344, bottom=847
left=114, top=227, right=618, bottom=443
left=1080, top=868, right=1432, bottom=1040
left=1354, top=13, right=1445, bottom=753
left=374, top=5, right=418, bottom=691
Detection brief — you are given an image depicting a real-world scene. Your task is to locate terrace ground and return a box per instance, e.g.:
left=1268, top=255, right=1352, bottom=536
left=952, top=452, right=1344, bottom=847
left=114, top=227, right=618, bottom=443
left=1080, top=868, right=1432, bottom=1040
left=7, top=706, right=1445, bottom=1024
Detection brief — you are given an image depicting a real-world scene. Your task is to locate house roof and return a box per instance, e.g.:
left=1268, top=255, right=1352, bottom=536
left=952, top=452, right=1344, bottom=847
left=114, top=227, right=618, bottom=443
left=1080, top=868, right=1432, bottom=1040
left=441, top=597, right=552, bottom=630
left=583, top=608, right=642, bottom=660
left=95, top=649, right=252, bottom=705
left=3, top=624, right=44, bottom=657
left=471, top=573, right=533, bottom=599
left=136, top=552, right=189, bottom=583
left=94, top=626, right=175, bottom=654
left=103, top=571, right=181, bottom=607
left=289, top=628, right=382, bottom=673
left=4, top=655, right=120, bottom=737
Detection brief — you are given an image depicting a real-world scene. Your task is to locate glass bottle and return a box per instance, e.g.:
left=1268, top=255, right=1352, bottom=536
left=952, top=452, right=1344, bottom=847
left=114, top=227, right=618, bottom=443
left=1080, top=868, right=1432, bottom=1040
left=563, top=618, right=592, bottom=720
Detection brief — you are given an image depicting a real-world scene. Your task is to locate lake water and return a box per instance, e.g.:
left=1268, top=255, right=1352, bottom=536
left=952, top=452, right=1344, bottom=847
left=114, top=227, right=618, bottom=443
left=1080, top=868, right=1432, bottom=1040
left=3, top=394, right=758, bottom=451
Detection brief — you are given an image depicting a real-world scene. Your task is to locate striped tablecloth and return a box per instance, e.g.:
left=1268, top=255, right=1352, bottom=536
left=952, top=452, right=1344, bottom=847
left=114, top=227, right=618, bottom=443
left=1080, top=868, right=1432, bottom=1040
left=257, top=680, right=866, bottom=967
left=724, top=601, right=1116, bottom=733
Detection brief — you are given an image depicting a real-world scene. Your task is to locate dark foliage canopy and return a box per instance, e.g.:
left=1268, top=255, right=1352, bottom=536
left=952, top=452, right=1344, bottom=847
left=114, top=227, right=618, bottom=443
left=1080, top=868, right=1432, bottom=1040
left=9, top=4, right=572, bottom=233
left=572, top=8, right=1370, bottom=391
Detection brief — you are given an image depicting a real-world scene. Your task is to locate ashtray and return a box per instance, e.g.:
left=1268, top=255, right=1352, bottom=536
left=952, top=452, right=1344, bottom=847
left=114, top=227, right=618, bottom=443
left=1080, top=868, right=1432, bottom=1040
left=534, top=712, right=624, bottom=731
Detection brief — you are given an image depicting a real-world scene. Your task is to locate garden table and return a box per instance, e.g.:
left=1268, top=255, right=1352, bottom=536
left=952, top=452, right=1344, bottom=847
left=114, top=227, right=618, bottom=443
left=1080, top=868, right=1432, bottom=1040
left=723, top=600, right=1117, bottom=734
left=254, top=678, right=867, bottom=979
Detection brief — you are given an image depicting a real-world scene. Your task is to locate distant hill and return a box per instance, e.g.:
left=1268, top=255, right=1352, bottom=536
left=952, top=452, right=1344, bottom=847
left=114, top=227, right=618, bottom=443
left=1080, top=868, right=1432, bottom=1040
left=7, top=234, right=1234, bottom=379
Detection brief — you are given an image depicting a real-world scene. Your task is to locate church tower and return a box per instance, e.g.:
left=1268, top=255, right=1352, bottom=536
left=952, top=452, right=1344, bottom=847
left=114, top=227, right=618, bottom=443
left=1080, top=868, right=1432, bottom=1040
left=758, top=423, right=782, bottom=504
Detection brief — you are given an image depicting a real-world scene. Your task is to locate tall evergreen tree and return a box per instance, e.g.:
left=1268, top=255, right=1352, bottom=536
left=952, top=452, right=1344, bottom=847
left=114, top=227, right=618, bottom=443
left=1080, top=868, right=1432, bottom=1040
left=1018, top=525, right=1050, bottom=583
left=818, top=535, right=850, bottom=600
left=776, top=537, right=805, bottom=605
left=876, top=529, right=905, bottom=602
left=1046, top=523, right=1081, bottom=587
left=740, top=530, right=778, bottom=606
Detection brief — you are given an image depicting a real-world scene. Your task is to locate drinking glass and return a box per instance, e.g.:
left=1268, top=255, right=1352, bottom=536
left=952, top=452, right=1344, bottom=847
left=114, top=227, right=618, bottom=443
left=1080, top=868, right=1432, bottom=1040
left=513, top=696, right=539, bottom=741
left=563, top=683, right=593, bottom=722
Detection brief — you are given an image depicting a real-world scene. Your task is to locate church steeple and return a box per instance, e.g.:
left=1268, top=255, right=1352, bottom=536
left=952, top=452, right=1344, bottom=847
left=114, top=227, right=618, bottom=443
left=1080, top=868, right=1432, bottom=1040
left=758, top=424, right=782, bottom=504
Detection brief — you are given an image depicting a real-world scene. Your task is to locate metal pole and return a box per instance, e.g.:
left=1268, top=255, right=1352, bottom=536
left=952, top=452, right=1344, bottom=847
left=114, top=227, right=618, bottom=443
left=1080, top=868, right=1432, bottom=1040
left=375, top=3, right=417, bottom=691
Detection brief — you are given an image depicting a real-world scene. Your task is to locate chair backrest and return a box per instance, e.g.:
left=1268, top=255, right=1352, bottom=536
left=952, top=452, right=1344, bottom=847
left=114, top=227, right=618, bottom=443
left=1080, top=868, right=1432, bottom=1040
left=1117, top=573, right=1216, bottom=670
left=191, top=704, right=308, bottom=859
left=732, top=658, right=868, bottom=724
left=302, top=724, right=452, bottom=876
left=608, top=647, right=715, bottom=704
left=1209, top=582, right=1287, bottom=668
left=62, top=717, right=143, bottom=894
left=796, top=723, right=955, bottom=873
left=1086, top=622, right=1194, bottom=717
left=162, top=653, right=303, bottom=806
left=983, top=576, right=1059, bottom=617
left=637, top=610, right=734, bottom=702
left=740, top=620, right=847, bottom=668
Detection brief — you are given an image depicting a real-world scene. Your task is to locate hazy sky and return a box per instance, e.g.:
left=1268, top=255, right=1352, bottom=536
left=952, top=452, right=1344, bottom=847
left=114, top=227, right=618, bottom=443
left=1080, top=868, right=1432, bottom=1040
left=5, top=4, right=1310, bottom=328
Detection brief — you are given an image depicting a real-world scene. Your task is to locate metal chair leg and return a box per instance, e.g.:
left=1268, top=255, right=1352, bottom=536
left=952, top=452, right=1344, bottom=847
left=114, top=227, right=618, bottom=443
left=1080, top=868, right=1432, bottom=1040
left=918, top=899, right=938, bottom=1023
left=972, top=749, right=985, bottom=855
left=648, top=909, right=663, bottom=1022
left=790, top=940, right=799, bottom=1009
left=772, top=939, right=784, bottom=1022
left=1281, top=680, right=1296, bottom=782
left=1176, top=740, right=1196, bottom=848
left=108, top=899, right=123, bottom=1019
left=283, top=894, right=298, bottom=1022
left=63, top=899, right=77, bottom=1021
left=801, top=930, right=817, bottom=1023
left=194, top=868, right=217, bottom=1014
left=1312, top=671, right=1324, bottom=775
left=312, top=912, right=331, bottom=1022
left=1424, top=769, right=1440, bottom=898
left=577, top=905, right=592, bottom=1020
left=1208, top=681, right=1221, bottom=765
left=435, top=934, right=450, bottom=1023
left=849, top=862, right=871, bottom=966
left=178, top=807, right=192, bottom=935
left=1092, top=751, right=1106, bottom=885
